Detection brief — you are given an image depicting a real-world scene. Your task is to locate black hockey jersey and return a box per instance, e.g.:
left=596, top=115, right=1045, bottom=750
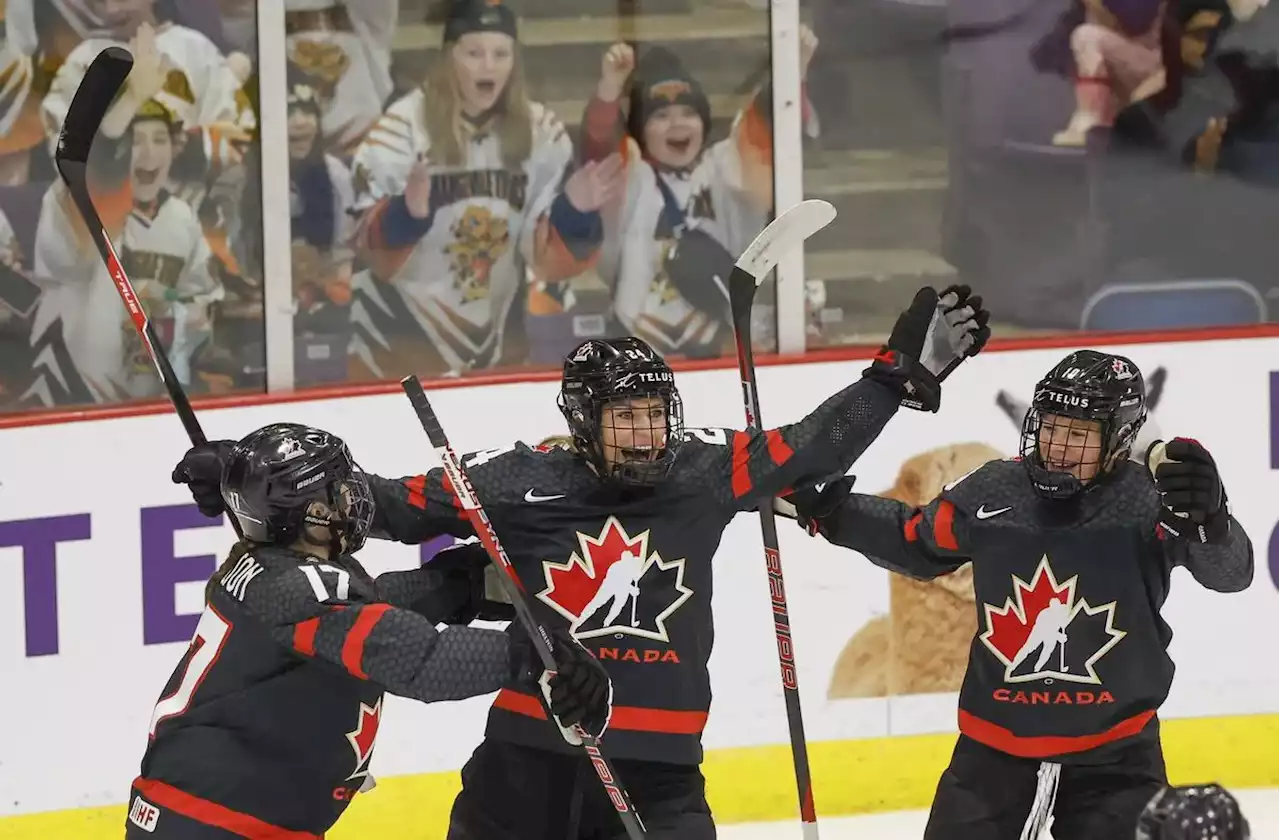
left=809, top=458, right=1254, bottom=762
left=368, top=376, right=903, bottom=763
left=133, top=546, right=513, bottom=837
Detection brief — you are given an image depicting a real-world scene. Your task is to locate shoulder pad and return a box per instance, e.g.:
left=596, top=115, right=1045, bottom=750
left=939, top=459, right=1028, bottom=513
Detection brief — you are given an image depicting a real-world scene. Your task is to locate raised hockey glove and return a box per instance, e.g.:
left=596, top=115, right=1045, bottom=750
left=865, top=285, right=990, bottom=412
left=775, top=476, right=856, bottom=535
left=1136, top=783, right=1250, bottom=840
left=171, top=440, right=235, bottom=517
left=1148, top=438, right=1230, bottom=544
left=420, top=543, right=517, bottom=624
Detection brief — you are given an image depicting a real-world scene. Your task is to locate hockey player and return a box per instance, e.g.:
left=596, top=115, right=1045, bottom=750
left=348, top=0, right=624, bottom=380
left=130, top=422, right=611, bottom=839
left=171, top=286, right=992, bottom=838
left=1136, top=783, right=1252, bottom=840
left=779, top=349, right=1255, bottom=840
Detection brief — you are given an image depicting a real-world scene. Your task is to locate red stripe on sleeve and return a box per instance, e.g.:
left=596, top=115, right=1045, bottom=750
left=764, top=429, right=794, bottom=467
left=293, top=618, right=319, bottom=656
left=934, top=501, right=959, bottom=550
left=342, top=604, right=393, bottom=679
left=730, top=431, right=752, bottom=498
left=403, top=475, right=427, bottom=509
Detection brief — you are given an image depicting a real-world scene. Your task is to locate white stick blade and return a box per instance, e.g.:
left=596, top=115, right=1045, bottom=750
left=734, top=199, right=836, bottom=283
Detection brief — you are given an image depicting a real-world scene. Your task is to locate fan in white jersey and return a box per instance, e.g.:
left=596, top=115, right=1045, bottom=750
left=348, top=0, right=624, bottom=380
left=0, top=0, right=103, bottom=183
left=285, top=0, right=399, bottom=157
left=43, top=2, right=254, bottom=181
left=581, top=34, right=819, bottom=359
left=23, top=98, right=224, bottom=407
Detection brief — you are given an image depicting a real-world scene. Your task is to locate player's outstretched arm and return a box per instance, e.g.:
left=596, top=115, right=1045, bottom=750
left=1148, top=438, right=1254, bottom=593
left=230, top=555, right=513, bottom=703
left=705, top=286, right=991, bottom=510
left=374, top=543, right=515, bottom=624
left=775, top=477, right=970, bottom=580
left=170, top=441, right=480, bottom=546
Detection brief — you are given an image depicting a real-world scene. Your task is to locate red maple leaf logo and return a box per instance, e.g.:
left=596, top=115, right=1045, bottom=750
left=979, top=556, right=1126, bottom=684
left=540, top=517, right=647, bottom=620
left=344, top=697, right=381, bottom=780
left=982, top=559, right=1076, bottom=663
left=537, top=517, right=693, bottom=642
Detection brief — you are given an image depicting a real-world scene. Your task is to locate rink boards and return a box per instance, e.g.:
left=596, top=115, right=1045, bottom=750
left=1, top=334, right=1276, bottom=837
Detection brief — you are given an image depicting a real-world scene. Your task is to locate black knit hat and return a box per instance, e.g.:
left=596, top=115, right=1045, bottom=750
left=626, top=46, right=711, bottom=150
left=444, top=0, right=518, bottom=43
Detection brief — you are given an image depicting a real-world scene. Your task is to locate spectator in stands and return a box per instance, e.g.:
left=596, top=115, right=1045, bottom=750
left=1032, top=0, right=1181, bottom=146
left=577, top=34, right=816, bottom=360
left=1177, top=0, right=1275, bottom=183
left=287, top=67, right=358, bottom=386
left=43, top=0, right=254, bottom=183
left=24, top=99, right=223, bottom=407
left=346, top=0, right=621, bottom=380
left=285, top=0, right=399, bottom=158
left=0, top=0, right=102, bottom=185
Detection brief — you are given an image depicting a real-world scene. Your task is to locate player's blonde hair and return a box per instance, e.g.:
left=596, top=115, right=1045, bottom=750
left=422, top=40, right=533, bottom=168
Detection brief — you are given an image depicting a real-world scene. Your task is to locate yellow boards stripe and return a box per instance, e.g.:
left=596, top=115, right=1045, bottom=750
left=5, top=715, right=1275, bottom=839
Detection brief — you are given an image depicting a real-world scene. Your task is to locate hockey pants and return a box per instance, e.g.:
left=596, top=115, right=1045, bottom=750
left=447, top=738, right=716, bottom=840
left=924, top=732, right=1167, bottom=840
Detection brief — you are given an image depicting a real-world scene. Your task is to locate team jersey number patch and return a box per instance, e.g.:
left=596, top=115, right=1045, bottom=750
left=978, top=556, right=1127, bottom=685
left=537, top=517, right=693, bottom=642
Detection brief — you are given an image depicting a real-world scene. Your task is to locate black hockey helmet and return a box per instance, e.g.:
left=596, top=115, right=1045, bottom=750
left=1135, top=784, right=1251, bottom=840
left=1020, top=349, right=1147, bottom=499
left=221, top=423, right=375, bottom=553
left=557, top=336, right=685, bottom=486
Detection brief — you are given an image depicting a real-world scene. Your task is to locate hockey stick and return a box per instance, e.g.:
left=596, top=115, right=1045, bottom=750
left=399, top=375, right=648, bottom=840
left=728, top=198, right=837, bottom=840
left=55, top=48, right=246, bottom=535
left=53, top=47, right=204, bottom=443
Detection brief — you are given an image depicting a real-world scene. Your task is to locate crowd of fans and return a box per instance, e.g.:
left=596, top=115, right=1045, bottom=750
left=0, top=0, right=1271, bottom=414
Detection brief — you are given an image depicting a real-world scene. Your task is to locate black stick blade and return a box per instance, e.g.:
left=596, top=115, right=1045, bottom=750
left=55, top=46, right=133, bottom=167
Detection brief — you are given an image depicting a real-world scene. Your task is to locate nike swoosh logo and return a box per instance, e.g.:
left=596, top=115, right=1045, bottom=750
left=524, top=490, right=565, bottom=503
left=975, top=505, right=1012, bottom=520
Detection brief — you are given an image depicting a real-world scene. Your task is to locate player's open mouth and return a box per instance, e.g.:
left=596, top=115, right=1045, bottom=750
left=622, top=447, right=661, bottom=462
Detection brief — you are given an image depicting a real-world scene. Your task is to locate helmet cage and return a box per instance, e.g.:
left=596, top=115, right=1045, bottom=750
left=558, top=370, right=685, bottom=486
left=1020, top=383, right=1144, bottom=500
left=222, top=435, right=375, bottom=553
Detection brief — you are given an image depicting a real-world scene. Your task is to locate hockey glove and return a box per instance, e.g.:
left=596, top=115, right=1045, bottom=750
left=1136, top=784, right=1250, bottom=840
left=511, top=623, right=613, bottom=745
left=775, top=476, right=856, bottom=535
left=419, top=543, right=517, bottom=624
left=172, top=440, right=236, bottom=517
left=1148, top=438, right=1230, bottom=544
left=540, top=628, right=613, bottom=744
left=865, top=285, right=990, bottom=412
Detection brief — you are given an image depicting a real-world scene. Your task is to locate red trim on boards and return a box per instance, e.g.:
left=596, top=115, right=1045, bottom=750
left=1, top=323, right=1273, bottom=431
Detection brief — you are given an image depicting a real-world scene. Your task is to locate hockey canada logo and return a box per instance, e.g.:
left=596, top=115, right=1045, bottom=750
left=979, top=556, right=1126, bottom=684
left=538, top=517, right=693, bottom=642
left=345, top=698, right=381, bottom=781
